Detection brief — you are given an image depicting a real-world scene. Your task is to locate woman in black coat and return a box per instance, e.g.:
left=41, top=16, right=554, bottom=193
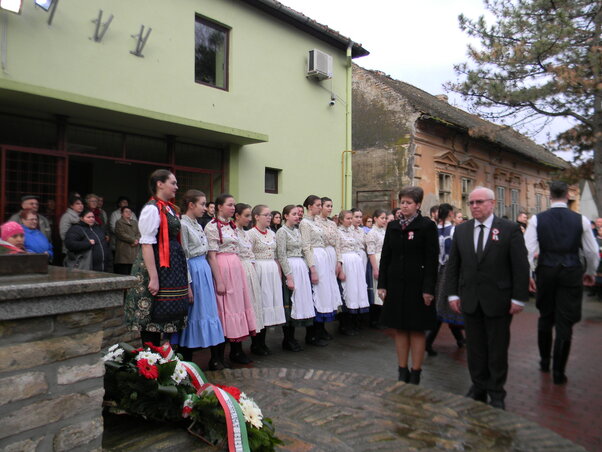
left=65, top=209, right=112, bottom=272
left=377, top=186, right=438, bottom=385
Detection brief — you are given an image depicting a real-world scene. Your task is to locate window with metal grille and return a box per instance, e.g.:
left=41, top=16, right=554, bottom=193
left=496, top=186, right=506, bottom=217
left=535, top=193, right=542, bottom=213
left=265, top=168, right=280, bottom=194
left=438, top=173, right=452, bottom=203
left=195, top=16, right=229, bottom=90
left=461, top=178, right=473, bottom=214
left=510, top=189, right=520, bottom=220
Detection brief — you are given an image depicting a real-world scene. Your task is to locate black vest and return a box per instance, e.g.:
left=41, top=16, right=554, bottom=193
left=536, top=207, right=582, bottom=268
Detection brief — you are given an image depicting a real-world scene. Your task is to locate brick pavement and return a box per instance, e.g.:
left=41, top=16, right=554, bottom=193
left=103, top=296, right=601, bottom=451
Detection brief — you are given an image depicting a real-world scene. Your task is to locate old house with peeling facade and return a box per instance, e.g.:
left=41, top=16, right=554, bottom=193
left=352, top=65, right=573, bottom=219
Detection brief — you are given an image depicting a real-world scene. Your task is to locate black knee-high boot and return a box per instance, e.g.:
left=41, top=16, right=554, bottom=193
left=552, top=339, right=571, bottom=385
left=538, top=329, right=553, bottom=372
left=209, top=342, right=226, bottom=371
left=140, top=331, right=161, bottom=347
left=425, top=321, right=441, bottom=356
left=179, top=346, right=194, bottom=362
left=450, top=324, right=465, bottom=348
left=229, top=340, right=252, bottom=364
left=305, top=325, right=328, bottom=347
left=251, top=329, right=271, bottom=356
left=282, top=325, right=303, bottom=352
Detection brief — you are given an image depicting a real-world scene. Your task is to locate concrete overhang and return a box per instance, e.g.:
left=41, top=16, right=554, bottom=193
left=0, top=79, right=269, bottom=146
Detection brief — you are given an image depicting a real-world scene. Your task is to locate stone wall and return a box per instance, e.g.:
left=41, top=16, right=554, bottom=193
left=0, top=267, right=135, bottom=452
left=102, top=305, right=139, bottom=349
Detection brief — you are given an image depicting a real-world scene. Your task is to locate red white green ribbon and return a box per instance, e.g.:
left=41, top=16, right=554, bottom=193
left=180, top=361, right=251, bottom=452
left=198, top=383, right=250, bottom=452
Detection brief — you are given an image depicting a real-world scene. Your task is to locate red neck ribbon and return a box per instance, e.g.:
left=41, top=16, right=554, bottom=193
left=254, top=226, right=268, bottom=235
left=212, top=217, right=236, bottom=244
left=153, top=197, right=177, bottom=268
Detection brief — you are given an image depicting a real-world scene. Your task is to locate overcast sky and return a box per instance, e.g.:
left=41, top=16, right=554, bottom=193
left=280, top=0, right=574, bottom=156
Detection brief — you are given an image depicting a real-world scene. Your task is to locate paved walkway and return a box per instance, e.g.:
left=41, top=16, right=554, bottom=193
left=104, top=295, right=601, bottom=451
left=194, top=295, right=602, bottom=451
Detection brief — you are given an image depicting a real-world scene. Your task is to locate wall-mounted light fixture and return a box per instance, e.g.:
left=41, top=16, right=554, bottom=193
left=35, top=0, right=59, bottom=25
left=0, top=0, right=23, bottom=14
left=130, top=24, right=151, bottom=57
left=91, top=9, right=113, bottom=43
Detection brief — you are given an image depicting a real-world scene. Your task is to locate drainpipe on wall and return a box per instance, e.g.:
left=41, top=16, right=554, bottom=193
left=343, top=42, right=353, bottom=209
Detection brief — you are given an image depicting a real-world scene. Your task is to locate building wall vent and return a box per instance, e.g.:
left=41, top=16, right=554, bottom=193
left=307, top=49, right=333, bottom=80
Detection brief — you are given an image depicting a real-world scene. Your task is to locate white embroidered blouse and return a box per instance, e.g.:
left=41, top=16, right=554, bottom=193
left=247, top=227, right=277, bottom=260
left=276, top=224, right=313, bottom=275
left=138, top=204, right=176, bottom=245
left=204, top=218, right=239, bottom=254
left=236, top=228, right=255, bottom=262
left=365, top=226, right=386, bottom=255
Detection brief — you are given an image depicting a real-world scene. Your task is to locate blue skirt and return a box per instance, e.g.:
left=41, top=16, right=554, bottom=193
left=171, top=255, right=224, bottom=348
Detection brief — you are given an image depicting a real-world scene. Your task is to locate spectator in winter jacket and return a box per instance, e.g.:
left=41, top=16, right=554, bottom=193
left=64, top=209, right=112, bottom=272
left=21, top=210, right=53, bottom=261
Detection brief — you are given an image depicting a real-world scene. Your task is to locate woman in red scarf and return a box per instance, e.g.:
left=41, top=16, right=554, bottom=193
left=124, top=169, right=190, bottom=347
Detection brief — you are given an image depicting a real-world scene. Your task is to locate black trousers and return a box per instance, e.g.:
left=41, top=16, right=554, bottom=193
left=536, top=266, right=583, bottom=341
left=464, top=304, right=512, bottom=400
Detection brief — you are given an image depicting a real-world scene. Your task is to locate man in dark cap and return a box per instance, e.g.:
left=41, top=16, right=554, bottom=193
left=9, top=195, right=52, bottom=241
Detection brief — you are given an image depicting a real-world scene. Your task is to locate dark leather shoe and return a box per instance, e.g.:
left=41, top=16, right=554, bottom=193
left=553, top=371, right=568, bottom=385
left=540, top=358, right=550, bottom=373
left=489, top=398, right=505, bottom=410
left=229, top=351, right=253, bottom=364
left=426, top=346, right=438, bottom=357
left=207, top=360, right=225, bottom=371
left=305, top=337, right=328, bottom=347
left=398, top=366, right=410, bottom=383
left=250, top=345, right=269, bottom=356
left=466, top=386, right=487, bottom=403
left=282, top=339, right=303, bottom=352
left=408, top=368, right=421, bottom=385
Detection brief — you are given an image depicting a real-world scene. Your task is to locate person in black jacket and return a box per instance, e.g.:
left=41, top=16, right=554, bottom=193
left=446, top=186, right=529, bottom=410
left=377, top=186, right=439, bottom=385
left=64, top=209, right=112, bottom=272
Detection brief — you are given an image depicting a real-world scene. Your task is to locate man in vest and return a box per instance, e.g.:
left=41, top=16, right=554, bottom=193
left=525, top=181, right=599, bottom=385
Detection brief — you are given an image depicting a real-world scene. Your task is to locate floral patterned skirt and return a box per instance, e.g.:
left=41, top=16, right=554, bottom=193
left=124, top=241, right=188, bottom=334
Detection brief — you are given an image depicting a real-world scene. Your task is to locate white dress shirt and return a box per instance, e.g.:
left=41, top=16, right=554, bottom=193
left=449, top=214, right=524, bottom=306
left=524, top=202, right=600, bottom=275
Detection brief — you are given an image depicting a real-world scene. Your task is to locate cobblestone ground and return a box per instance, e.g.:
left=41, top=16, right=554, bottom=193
left=103, top=295, right=601, bottom=451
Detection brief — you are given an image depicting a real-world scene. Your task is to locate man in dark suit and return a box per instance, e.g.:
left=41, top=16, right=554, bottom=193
left=446, top=187, right=530, bottom=410
left=525, top=181, right=599, bottom=385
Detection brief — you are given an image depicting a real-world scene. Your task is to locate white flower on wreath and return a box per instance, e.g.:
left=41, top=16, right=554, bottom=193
left=171, top=360, right=188, bottom=384
left=239, top=394, right=263, bottom=429
left=136, top=351, right=162, bottom=365
left=102, top=345, right=124, bottom=363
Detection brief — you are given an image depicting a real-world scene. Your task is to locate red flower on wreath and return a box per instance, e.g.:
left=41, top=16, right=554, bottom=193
left=215, top=384, right=242, bottom=401
left=144, top=342, right=171, bottom=358
left=137, top=358, right=159, bottom=379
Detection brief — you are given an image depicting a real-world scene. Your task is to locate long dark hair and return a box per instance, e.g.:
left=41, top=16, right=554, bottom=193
left=148, top=169, right=173, bottom=195
left=437, top=203, right=454, bottom=225
left=303, top=195, right=320, bottom=209
left=181, top=189, right=206, bottom=214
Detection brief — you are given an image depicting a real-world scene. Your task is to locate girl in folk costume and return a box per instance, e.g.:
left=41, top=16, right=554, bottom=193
left=299, top=195, right=342, bottom=346
left=425, top=203, right=465, bottom=356
left=366, top=209, right=388, bottom=327
left=351, top=208, right=368, bottom=272
left=316, top=197, right=342, bottom=287
left=276, top=205, right=316, bottom=351
left=171, top=190, right=225, bottom=365
left=124, top=170, right=190, bottom=347
left=336, top=210, right=370, bottom=335
left=233, top=203, right=264, bottom=360
left=205, top=195, right=256, bottom=368
left=247, top=205, right=286, bottom=355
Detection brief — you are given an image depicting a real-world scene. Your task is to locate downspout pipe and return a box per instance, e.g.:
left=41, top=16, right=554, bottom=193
left=344, top=41, right=353, bottom=209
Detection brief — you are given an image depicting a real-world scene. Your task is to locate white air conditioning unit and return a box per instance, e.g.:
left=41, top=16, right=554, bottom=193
left=307, top=49, right=333, bottom=80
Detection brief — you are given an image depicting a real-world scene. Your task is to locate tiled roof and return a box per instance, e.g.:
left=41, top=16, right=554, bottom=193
left=358, top=65, right=568, bottom=169
left=240, top=0, right=369, bottom=58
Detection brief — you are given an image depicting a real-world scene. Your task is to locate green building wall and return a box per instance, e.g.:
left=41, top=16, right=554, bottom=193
left=0, top=0, right=353, bottom=209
